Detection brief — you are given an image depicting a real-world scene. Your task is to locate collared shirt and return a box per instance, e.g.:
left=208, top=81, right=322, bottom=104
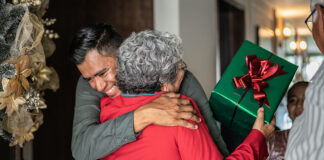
left=285, top=62, right=324, bottom=160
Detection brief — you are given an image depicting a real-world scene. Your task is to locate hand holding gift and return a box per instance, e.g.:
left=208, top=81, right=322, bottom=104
left=252, top=108, right=276, bottom=139
left=210, top=40, right=297, bottom=136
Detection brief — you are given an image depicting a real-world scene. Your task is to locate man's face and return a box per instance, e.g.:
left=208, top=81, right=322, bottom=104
left=77, top=49, right=121, bottom=98
left=312, top=4, right=324, bottom=54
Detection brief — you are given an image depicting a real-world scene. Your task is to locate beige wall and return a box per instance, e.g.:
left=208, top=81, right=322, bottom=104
left=153, top=0, right=180, bottom=36
left=179, top=0, right=218, bottom=97
left=154, top=0, right=274, bottom=97
left=230, top=0, right=274, bottom=41
left=154, top=0, right=218, bottom=97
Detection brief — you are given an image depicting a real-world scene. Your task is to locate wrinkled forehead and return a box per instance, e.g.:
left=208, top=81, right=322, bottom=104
left=310, top=0, right=324, bottom=22
left=77, top=49, right=116, bottom=78
left=311, top=0, right=324, bottom=10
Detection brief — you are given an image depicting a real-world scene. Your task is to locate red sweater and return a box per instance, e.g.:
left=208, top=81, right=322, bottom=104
left=100, top=93, right=268, bottom=160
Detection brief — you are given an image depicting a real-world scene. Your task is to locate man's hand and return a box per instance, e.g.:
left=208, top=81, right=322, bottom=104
left=133, top=93, right=201, bottom=133
left=252, top=107, right=275, bottom=139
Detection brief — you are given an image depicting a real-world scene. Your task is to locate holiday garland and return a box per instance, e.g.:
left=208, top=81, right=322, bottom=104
left=0, top=0, right=59, bottom=147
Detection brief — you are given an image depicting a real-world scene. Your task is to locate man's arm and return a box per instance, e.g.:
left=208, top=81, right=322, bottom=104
left=179, top=71, right=229, bottom=156
left=71, top=77, right=137, bottom=160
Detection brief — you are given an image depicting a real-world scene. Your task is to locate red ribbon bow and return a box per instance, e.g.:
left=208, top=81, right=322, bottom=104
left=233, top=55, right=287, bottom=108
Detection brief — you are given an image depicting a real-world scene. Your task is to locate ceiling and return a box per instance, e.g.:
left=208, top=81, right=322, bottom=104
left=269, top=0, right=311, bottom=18
left=267, top=0, right=311, bottom=35
left=270, top=0, right=309, bottom=8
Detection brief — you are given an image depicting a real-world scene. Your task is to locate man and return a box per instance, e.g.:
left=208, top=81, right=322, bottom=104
left=285, top=1, right=324, bottom=159
left=69, top=24, right=229, bottom=160
left=69, top=24, right=274, bottom=160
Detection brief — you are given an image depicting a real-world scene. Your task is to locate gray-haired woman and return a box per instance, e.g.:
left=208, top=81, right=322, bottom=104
left=99, top=30, right=269, bottom=160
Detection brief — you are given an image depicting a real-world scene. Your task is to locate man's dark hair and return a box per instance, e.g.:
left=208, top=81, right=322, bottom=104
left=69, top=24, right=123, bottom=65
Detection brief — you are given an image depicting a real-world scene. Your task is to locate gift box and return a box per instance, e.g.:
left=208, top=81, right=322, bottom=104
left=209, top=40, right=298, bottom=136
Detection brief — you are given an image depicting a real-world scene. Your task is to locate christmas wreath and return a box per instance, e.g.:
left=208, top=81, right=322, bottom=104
left=0, top=0, right=59, bottom=147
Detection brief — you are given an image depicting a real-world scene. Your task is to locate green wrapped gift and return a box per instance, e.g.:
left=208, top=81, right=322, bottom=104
left=209, top=40, right=298, bottom=136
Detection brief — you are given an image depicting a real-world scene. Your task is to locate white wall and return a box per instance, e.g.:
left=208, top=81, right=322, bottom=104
left=154, top=0, right=218, bottom=97
left=153, top=0, right=180, bottom=36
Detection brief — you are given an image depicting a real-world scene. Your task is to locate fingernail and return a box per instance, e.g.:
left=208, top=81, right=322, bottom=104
left=198, top=118, right=202, bottom=122
left=260, top=108, right=264, bottom=112
left=194, top=125, right=198, bottom=129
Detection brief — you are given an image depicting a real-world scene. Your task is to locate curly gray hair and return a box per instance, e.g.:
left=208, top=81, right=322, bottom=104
left=116, top=30, right=184, bottom=94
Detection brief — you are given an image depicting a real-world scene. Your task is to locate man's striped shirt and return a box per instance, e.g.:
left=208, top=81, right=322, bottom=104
left=285, top=62, right=324, bottom=160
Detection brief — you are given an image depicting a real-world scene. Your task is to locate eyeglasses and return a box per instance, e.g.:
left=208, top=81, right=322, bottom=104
left=305, top=9, right=316, bottom=32
left=180, top=61, right=187, bottom=71
left=305, top=5, right=324, bottom=32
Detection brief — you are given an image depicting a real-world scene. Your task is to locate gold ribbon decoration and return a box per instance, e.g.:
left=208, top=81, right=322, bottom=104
left=0, top=78, right=26, bottom=116
left=7, top=55, right=32, bottom=98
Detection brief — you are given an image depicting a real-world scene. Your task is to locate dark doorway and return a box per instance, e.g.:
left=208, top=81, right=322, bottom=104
left=1, top=0, right=153, bottom=160
left=0, top=139, right=10, bottom=160
left=219, top=0, right=245, bottom=75
left=218, top=0, right=246, bottom=153
left=35, top=1, right=153, bottom=160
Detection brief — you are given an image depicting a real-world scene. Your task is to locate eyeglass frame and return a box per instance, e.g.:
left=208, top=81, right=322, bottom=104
left=305, top=5, right=324, bottom=32
left=180, top=61, right=187, bottom=71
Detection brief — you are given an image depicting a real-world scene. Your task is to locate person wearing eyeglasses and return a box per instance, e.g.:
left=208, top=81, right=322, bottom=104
left=285, top=0, right=324, bottom=160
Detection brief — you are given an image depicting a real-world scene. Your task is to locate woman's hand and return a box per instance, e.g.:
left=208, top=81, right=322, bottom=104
left=133, top=92, right=201, bottom=133
left=252, top=107, right=276, bottom=139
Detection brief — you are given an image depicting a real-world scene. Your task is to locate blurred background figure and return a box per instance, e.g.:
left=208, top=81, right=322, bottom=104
left=267, top=81, right=308, bottom=160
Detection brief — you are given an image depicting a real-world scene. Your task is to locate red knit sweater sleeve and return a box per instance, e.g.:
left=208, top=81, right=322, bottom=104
left=178, top=96, right=268, bottom=160
left=225, top=129, right=269, bottom=160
